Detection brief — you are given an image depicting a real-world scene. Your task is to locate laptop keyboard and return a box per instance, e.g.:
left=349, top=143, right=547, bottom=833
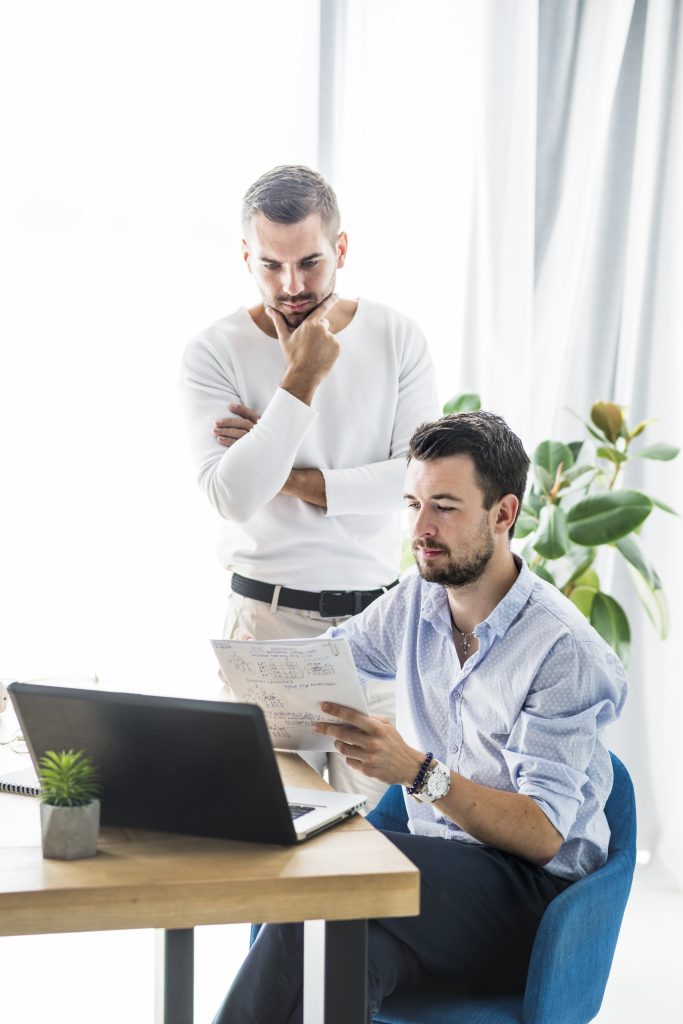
left=289, top=803, right=315, bottom=820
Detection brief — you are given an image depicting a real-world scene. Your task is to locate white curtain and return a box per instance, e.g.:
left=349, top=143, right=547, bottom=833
left=468, top=0, right=683, bottom=885
left=331, top=0, right=683, bottom=883
left=0, top=0, right=321, bottom=694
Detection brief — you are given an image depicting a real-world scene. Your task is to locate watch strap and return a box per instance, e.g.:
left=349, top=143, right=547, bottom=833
left=412, top=759, right=451, bottom=803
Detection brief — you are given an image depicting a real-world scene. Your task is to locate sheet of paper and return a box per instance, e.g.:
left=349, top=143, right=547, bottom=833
left=210, top=637, right=368, bottom=751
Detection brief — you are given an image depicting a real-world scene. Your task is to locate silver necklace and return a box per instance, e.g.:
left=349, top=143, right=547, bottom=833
left=453, top=623, right=476, bottom=654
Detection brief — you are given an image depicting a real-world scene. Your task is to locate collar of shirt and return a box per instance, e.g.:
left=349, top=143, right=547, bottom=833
left=419, top=555, right=536, bottom=653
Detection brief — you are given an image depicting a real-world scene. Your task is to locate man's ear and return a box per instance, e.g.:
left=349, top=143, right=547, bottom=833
left=336, top=231, right=348, bottom=269
left=495, top=494, right=519, bottom=535
left=242, top=239, right=252, bottom=273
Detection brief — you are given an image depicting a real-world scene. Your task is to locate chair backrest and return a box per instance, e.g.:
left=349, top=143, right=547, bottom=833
left=366, top=781, right=411, bottom=834
left=522, top=751, right=637, bottom=1024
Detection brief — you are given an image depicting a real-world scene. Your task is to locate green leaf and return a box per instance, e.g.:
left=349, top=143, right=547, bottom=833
left=569, top=585, right=598, bottom=617
left=590, top=592, right=631, bottom=665
left=629, top=418, right=655, bottom=439
left=633, top=442, right=680, bottom=461
left=533, top=505, right=570, bottom=559
left=524, top=491, right=545, bottom=515
left=614, top=534, right=660, bottom=591
left=534, top=466, right=554, bottom=494
left=515, top=508, right=539, bottom=539
left=552, top=546, right=596, bottom=590
left=531, top=563, right=556, bottom=585
left=596, top=446, right=628, bottom=464
left=567, top=490, right=653, bottom=545
left=443, top=392, right=481, bottom=414
left=615, top=534, right=669, bottom=638
left=568, top=441, right=584, bottom=461
left=556, top=479, right=602, bottom=507
left=534, top=441, right=575, bottom=478
left=37, top=749, right=100, bottom=807
left=564, top=463, right=594, bottom=483
left=624, top=562, right=670, bottom=639
left=651, top=497, right=680, bottom=516
left=572, top=567, right=600, bottom=590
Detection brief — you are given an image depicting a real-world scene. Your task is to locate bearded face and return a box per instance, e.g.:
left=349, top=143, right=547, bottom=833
left=412, top=510, right=495, bottom=587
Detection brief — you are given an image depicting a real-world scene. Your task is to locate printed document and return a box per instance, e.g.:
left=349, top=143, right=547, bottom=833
left=210, top=637, right=368, bottom=751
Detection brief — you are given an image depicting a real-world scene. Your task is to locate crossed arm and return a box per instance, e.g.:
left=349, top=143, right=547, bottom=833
left=206, top=297, right=438, bottom=518
left=314, top=702, right=564, bottom=867
left=210, top=298, right=339, bottom=509
left=214, top=402, right=327, bottom=509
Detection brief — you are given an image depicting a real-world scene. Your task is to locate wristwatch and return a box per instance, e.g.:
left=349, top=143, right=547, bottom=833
left=412, top=759, right=451, bottom=803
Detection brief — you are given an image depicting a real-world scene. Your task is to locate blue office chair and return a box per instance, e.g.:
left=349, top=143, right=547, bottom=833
left=370, top=752, right=637, bottom=1024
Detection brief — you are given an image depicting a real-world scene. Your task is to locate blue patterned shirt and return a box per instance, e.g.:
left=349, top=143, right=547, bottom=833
left=327, top=558, right=627, bottom=880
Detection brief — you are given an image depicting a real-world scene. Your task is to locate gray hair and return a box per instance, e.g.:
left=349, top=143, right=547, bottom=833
left=242, top=165, right=340, bottom=239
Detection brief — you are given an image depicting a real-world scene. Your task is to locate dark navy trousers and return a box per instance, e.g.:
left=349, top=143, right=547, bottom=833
left=212, top=828, right=570, bottom=1023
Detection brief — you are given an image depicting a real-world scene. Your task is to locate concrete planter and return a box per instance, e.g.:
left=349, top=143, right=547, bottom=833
left=40, top=799, right=100, bottom=860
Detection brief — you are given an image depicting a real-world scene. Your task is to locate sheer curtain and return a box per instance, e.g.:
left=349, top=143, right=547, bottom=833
left=330, top=0, right=683, bottom=882
left=0, top=1, right=321, bottom=699
left=324, top=0, right=481, bottom=393
left=467, top=0, right=683, bottom=883
left=0, top=4, right=321, bottom=1017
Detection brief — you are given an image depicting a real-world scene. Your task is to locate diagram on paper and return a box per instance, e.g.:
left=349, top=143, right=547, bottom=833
left=243, top=684, right=286, bottom=710
left=210, top=637, right=368, bottom=750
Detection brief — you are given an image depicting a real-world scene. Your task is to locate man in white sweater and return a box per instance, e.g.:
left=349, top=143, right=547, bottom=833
left=181, top=165, right=438, bottom=797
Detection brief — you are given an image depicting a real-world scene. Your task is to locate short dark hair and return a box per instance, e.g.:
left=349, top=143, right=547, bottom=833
left=242, top=165, right=340, bottom=239
left=408, top=411, right=530, bottom=537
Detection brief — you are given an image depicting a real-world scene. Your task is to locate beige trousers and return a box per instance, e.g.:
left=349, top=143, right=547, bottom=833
left=223, top=590, right=394, bottom=810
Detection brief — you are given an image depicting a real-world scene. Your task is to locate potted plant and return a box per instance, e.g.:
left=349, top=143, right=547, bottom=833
left=37, top=749, right=101, bottom=860
left=432, top=394, right=680, bottom=666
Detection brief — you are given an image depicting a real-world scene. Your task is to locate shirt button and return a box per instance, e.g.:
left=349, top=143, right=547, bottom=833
left=451, top=744, right=459, bottom=753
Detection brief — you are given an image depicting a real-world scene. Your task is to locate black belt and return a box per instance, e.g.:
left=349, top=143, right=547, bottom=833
left=231, top=573, right=399, bottom=617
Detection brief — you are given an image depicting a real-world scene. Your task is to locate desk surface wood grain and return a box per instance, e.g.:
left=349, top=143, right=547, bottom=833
left=0, top=752, right=420, bottom=936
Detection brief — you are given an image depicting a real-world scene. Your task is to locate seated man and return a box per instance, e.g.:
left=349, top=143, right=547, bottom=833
left=212, top=410, right=628, bottom=1023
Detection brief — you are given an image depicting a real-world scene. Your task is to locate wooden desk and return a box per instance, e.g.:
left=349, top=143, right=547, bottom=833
left=0, top=753, right=420, bottom=1023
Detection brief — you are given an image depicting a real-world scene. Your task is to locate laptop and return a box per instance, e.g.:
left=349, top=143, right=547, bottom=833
left=8, top=682, right=367, bottom=844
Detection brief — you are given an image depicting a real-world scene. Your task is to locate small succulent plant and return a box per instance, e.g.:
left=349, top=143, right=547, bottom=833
left=37, top=749, right=101, bottom=807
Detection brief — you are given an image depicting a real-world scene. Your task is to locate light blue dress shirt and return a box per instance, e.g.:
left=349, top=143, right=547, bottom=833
left=326, top=558, right=628, bottom=881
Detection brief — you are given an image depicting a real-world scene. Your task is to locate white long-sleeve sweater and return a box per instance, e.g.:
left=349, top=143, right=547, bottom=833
left=180, top=298, right=440, bottom=591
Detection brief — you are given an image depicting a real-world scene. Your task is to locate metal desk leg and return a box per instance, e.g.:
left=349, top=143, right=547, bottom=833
left=304, top=919, right=368, bottom=1023
left=325, top=919, right=368, bottom=1022
left=155, top=928, right=194, bottom=1024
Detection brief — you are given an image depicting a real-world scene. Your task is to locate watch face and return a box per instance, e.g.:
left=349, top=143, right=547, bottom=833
left=427, top=764, right=450, bottom=800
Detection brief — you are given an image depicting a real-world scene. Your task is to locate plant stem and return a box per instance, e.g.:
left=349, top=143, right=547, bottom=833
left=549, top=463, right=564, bottom=503
left=608, top=438, right=630, bottom=490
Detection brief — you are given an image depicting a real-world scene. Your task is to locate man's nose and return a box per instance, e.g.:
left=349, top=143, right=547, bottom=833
left=281, top=265, right=304, bottom=296
left=412, top=506, right=436, bottom=539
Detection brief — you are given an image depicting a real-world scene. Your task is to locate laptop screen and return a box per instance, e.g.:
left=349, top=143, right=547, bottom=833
left=9, top=683, right=299, bottom=844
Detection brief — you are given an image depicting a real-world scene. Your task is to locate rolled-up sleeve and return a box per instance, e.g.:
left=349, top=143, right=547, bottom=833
left=502, top=635, right=628, bottom=839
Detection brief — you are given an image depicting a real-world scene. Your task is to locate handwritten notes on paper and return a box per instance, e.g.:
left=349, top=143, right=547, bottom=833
left=210, top=637, right=368, bottom=751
